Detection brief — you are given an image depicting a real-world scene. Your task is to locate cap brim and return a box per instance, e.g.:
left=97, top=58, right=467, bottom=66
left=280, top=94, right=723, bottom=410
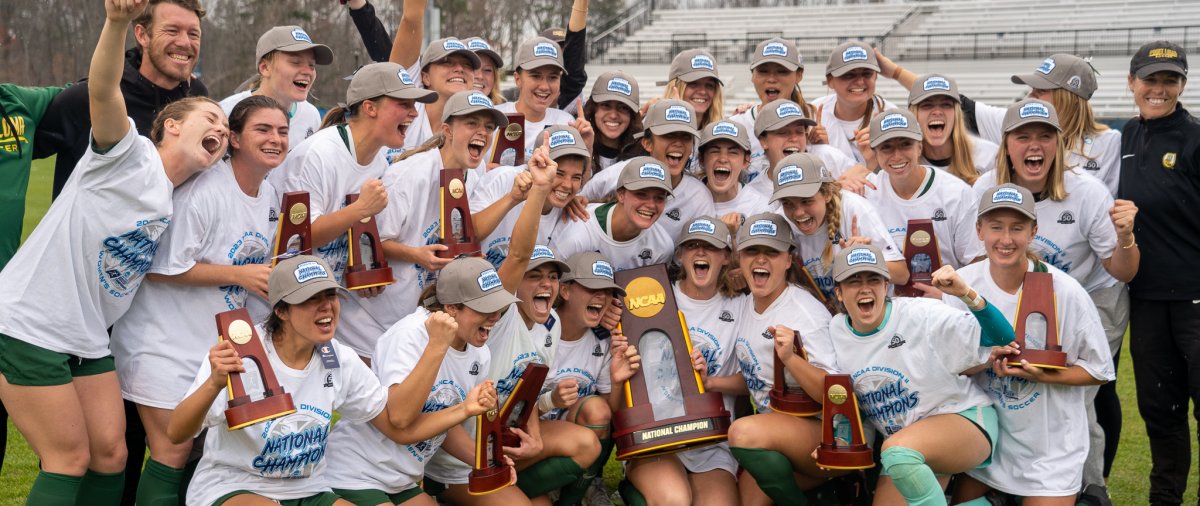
left=979, top=203, right=1037, bottom=221
left=279, top=279, right=346, bottom=305
left=551, top=145, right=591, bottom=162
left=1011, top=73, right=1058, bottom=90
left=273, top=43, right=335, bottom=65
left=869, top=130, right=922, bottom=148
left=736, top=235, right=791, bottom=253
left=475, top=49, right=504, bottom=68
left=647, top=124, right=700, bottom=138
left=833, top=263, right=890, bottom=282
left=590, top=93, right=639, bottom=112
left=527, top=257, right=570, bottom=274
left=770, top=182, right=822, bottom=202
left=699, top=136, right=751, bottom=151
left=450, top=107, right=509, bottom=128
left=829, top=62, right=880, bottom=77
left=463, top=288, right=520, bottom=314
left=517, top=60, right=567, bottom=73
left=751, top=57, right=801, bottom=71
left=1135, top=62, right=1188, bottom=79
left=676, top=234, right=729, bottom=250
left=1004, top=116, right=1060, bottom=133
left=909, top=89, right=959, bottom=105
left=429, top=49, right=482, bottom=70
left=622, top=180, right=674, bottom=195
left=574, top=277, right=626, bottom=297
left=385, top=88, right=439, bottom=104
left=758, top=117, right=816, bottom=137
left=674, top=70, right=725, bottom=86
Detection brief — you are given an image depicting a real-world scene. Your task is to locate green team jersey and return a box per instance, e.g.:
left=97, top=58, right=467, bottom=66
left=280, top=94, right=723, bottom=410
left=0, top=84, right=62, bottom=271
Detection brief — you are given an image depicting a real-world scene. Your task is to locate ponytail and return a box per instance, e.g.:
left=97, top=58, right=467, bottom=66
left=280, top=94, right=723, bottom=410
left=820, top=182, right=844, bottom=268
left=394, top=134, right=446, bottom=163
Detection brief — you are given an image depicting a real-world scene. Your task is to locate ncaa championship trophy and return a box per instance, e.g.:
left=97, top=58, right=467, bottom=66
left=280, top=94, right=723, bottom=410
left=216, top=308, right=297, bottom=430
left=469, top=364, right=550, bottom=495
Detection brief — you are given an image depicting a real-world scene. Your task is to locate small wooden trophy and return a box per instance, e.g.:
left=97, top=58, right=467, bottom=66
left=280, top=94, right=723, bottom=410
left=217, top=308, right=297, bottom=430
left=895, top=219, right=940, bottom=297
left=1007, top=271, right=1067, bottom=369
left=489, top=113, right=525, bottom=167
left=343, top=193, right=394, bottom=290
left=612, top=265, right=731, bottom=460
left=469, top=363, right=550, bottom=495
left=768, top=331, right=822, bottom=417
left=272, top=192, right=312, bottom=266
left=816, top=374, right=873, bottom=470
left=435, top=169, right=482, bottom=259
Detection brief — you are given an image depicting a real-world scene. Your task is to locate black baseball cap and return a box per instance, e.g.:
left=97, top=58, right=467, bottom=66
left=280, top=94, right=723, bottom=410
left=1131, top=41, right=1188, bottom=78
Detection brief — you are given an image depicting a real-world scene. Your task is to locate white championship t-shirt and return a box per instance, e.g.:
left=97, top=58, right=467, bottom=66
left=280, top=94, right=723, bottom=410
left=185, top=334, right=386, bottom=506
left=972, top=169, right=1118, bottom=292
left=713, top=184, right=771, bottom=222
left=469, top=164, right=569, bottom=268
left=579, top=159, right=717, bottom=240
left=219, top=91, right=321, bottom=151
left=865, top=166, right=983, bottom=269
left=783, top=191, right=902, bottom=299
left=921, top=135, right=999, bottom=180
left=733, top=285, right=833, bottom=412
left=0, top=119, right=172, bottom=358
left=553, top=203, right=676, bottom=270
left=827, top=297, right=992, bottom=437
left=541, top=328, right=612, bottom=421
left=676, top=284, right=745, bottom=415
left=952, top=260, right=1115, bottom=496
left=111, top=160, right=279, bottom=408
left=812, top=94, right=899, bottom=164
left=495, top=101, right=576, bottom=162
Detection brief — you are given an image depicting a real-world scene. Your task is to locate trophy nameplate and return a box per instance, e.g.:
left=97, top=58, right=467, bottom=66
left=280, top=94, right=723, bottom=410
left=768, top=331, right=822, bottom=417
left=1008, top=271, right=1068, bottom=369
left=435, top=168, right=482, bottom=259
left=489, top=113, right=526, bottom=167
left=272, top=191, right=312, bottom=266
left=343, top=193, right=395, bottom=290
left=894, top=219, right=941, bottom=298
left=612, top=264, right=731, bottom=460
left=816, top=374, right=874, bottom=470
left=217, top=308, right=297, bottom=430
left=470, top=363, right=550, bottom=495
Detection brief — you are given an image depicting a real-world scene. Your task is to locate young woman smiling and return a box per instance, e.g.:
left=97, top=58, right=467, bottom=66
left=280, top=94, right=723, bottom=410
left=905, top=74, right=998, bottom=185
left=812, top=41, right=898, bottom=165
left=583, top=70, right=643, bottom=173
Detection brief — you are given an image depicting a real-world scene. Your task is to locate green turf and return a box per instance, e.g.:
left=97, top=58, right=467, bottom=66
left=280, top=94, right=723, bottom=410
left=2, top=157, right=1197, bottom=504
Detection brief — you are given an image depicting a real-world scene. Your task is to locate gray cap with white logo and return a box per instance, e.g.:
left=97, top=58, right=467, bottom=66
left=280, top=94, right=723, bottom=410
left=699, top=121, right=751, bottom=151
left=769, top=152, right=829, bottom=202
left=514, top=37, right=567, bottom=72
left=617, top=156, right=674, bottom=194
left=1002, top=98, right=1061, bottom=133
left=826, top=41, right=880, bottom=77
left=754, top=99, right=816, bottom=137
left=434, top=257, right=520, bottom=313
left=908, top=74, right=960, bottom=105
left=527, top=244, right=571, bottom=274
left=736, top=213, right=793, bottom=252
left=533, top=125, right=591, bottom=161
left=345, top=62, right=438, bottom=106
left=256, top=26, right=334, bottom=65
left=1011, top=54, right=1097, bottom=100
left=639, top=99, right=699, bottom=139
left=667, top=49, right=724, bottom=84
left=589, top=70, right=640, bottom=111
left=269, top=255, right=345, bottom=306
left=751, top=38, right=803, bottom=71
left=869, top=109, right=922, bottom=148
left=676, top=216, right=732, bottom=249
left=441, top=91, right=508, bottom=127
left=422, top=37, right=482, bottom=70
left=977, top=183, right=1037, bottom=220
left=831, top=244, right=890, bottom=282
left=561, top=252, right=625, bottom=296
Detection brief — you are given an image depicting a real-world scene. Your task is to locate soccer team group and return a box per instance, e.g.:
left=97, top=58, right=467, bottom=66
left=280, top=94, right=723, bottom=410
left=0, top=0, right=1197, bottom=505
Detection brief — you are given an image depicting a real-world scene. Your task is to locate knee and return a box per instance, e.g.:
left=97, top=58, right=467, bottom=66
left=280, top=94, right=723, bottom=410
left=879, top=445, right=924, bottom=475
left=149, top=439, right=193, bottom=469
left=727, top=417, right=763, bottom=448
left=577, top=398, right=612, bottom=427
left=643, top=484, right=691, bottom=506
left=44, top=447, right=91, bottom=476
left=90, top=435, right=128, bottom=472
left=573, top=430, right=601, bottom=466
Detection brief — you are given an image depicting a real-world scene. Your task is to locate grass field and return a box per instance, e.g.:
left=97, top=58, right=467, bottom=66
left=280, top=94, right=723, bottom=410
left=0, top=158, right=1196, bottom=504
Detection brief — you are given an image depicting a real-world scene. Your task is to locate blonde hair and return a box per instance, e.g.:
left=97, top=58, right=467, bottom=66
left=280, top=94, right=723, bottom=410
left=908, top=103, right=980, bottom=185
left=393, top=133, right=445, bottom=163
left=149, top=97, right=220, bottom=146
left=1049, top=88, right=1108, bottom=159
left=663, top=78, right=725, bottom=128
left=819, top=182, right=844, bottom=268
left=994, top=131, right=1069, bottom=201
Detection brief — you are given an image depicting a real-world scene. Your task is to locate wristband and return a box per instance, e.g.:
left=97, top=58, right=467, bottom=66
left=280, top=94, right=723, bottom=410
left=959, top=289, right=985, bottom=311
left=1121, top=235, right=1137, bottom=249
left=537, top=391, right=556, bottom=413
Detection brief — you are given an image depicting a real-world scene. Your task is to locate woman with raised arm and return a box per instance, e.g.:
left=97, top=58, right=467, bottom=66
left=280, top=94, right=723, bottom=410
left=0, top=1, right=226, bottom=502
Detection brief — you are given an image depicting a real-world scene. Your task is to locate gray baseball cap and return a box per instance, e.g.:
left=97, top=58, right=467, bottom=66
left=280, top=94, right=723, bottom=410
left=676, top=216, right=732, bottom=250
left=666, top=49, right=723, bottom=85
left=561, top=252, right=625, bottom=296
left=1011, top=54, right=1097, bottom=100
left=618, top=156, right=674, bottom=194
left=826, top=41, right=880, bottom=77
left=769, top=152, right=829, bottom=202
left=441, top=91, right=508, bottom=127
left=345, top=62, right=438, bottom=106
left=699, top=120, right=751, bottom=151
left=422, top=37, right=482, bottom=70
left=589, top=70, right=640, bottom=111
left=754, top=99, right=816, bottom=137
left=435, top=257, right=520, bottom=313
left=463, top=37, right=503, bottom=68
left=908, top=74, right=960, bottom=105
left=533, top=124, right=591, bottom=161
left=527, top=244, right=570, bottom=274
left=831, top=244, right=890, bottom=282
left=1002, top=98, right=1061, bottom=133
left=639, top=99, right=699, bottom=139
left=514, top=37, right=566, bottom=73
left=977, top=183, right=1037, bottom=220
left=736, top=213, right=793, bottom=252
left=269, top=255, right=345, bottom=306
left=256, top=26, right=334, bottom=65
left=751, top=38, right=803, bottom=71
left=869, top=109, right=922, bottom=148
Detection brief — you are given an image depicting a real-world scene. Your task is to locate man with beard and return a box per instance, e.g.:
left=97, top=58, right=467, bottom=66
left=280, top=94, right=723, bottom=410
left=35, top=0, right=208, bottom=198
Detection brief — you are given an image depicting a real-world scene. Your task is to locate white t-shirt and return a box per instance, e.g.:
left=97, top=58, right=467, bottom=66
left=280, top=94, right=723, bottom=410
left=552, top=203, right=676, bottom=270
left=676, top=285, right=745, bottom=414
left=270, top=124, right=395, bottom=358
left=865, top=166, right=983, bottom=269
left=324, top=309, right=489, bottom=492
left=783, top=191, right=902, bottom=299
left=579, top=159, right=717, bottom=240
left=401, top=61, right=435, bottom=153
left=972, top=170, right=1118, bottom=292
left=0, top=119, right=172, bottom=358
left=811, top=94, right=899, bottom=164
left=827, top=297, right=992, bottom=437
left=972, top=101, right=1121, bottom=196
left=742, top=144, right=857, bottom=199
left=111, top=160, right=279, bottom=408
left=470, top=164, right=569, bottom=268
left=219, top=91, right=321, bottom=152
left=495, top=101, right=576, bottom=161
left=952, top=261, right=1115, bottom=496
left=921, top=135, right=999, bottom=180
left=712, top=185, right=771, bottom=222
left=185, top=334, right=386, bottom=506
left=542, top=328, right=612, bottom=420
left=732, top=285, right=833, bottom=412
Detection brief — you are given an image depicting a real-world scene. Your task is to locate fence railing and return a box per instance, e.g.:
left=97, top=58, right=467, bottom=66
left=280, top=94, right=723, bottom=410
left=588, top=1, right=658, bottom=62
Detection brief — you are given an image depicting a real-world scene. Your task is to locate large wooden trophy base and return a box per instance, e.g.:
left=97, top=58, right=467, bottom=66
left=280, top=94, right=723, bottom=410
left=612, top=265, right=731, bottom=460
left=769, top=330, right=822, bottom=417
left=816, top=374, right=873, bottom=470
left=895, top=219, right=941, bottom=298
left=217, top=308, right=296, bottom=430
left=470, top=364, right=550, bottom=495
left=436, top=168, right=482, bottom=259
left=1008, top=271, right=1068, bottom=369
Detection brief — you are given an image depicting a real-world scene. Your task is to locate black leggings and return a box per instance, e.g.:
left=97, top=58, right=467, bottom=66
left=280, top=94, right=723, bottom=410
left=1095, top=352, right=1122, bottom=478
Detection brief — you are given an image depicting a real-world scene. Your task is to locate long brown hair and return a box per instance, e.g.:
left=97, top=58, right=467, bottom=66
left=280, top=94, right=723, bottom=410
left=149, top=96, right=220, bottom=146
left=663, top=78, right=725, bottom=128
left=584, top=99, right=644, bottom=174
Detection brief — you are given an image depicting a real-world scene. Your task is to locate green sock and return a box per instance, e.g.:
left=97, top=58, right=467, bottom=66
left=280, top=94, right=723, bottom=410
left=730, top=447, right=807, bottom=506
left=953, top=497, right=994, bottom=506
left=26, top=471, right=82, bottom=506
left=517, top=457, right=585, bottom=498
left=135, top=459, right=184, bottom=506
left=617, top=478, right=647, bottom=506
left=555, top=437, right=612, bottom=506
left=76, top=469, right=124, bottom=506
left=881, top=446, right=942, bottom=506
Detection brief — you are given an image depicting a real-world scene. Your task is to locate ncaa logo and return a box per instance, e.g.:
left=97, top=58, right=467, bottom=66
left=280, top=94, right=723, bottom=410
left=923, top=76, right=951, bottom=91
left=842, top=46, right=869, bottom=62
left=749, top=219, right=777, bottom=237
left=1036, top=57, right=1056, bottom=75
left=712, top=122, right=739, bottom=137
left=777, top=103, right=802, bottom=118
left=397, top=69, right=414, bottom=86
left=665, top=105, right=692, bottom=123
left=846, top=248, right=878, bottom=266
left=477, top=269, right=502, bottom=291
left=592, top=261, right=614, bottom=280
left=1019, top=102, right=1050, bottom=119
left=443, top=39, right=467, bottom=51
left=992, top=187, right=1024, bottom=204
left=291, top=29, right=312, bottom=43
left=688, top=219, right=717, bottom=235
left=691, top=54, right=715, bottom=70
left=639, top=163, right=667, bottom=181
left=777, top=165, right=804, bottom=185
left=606, top=77, right=633, bottom=96
left=533, top=42, right=559, bottom=59
left=467, top=93, right=494, bottom=108
left=762, top=42, right=789, bottom=57
left=549, top=130, right=576, bottom=148
left=880, top=113, right=908, bottom=130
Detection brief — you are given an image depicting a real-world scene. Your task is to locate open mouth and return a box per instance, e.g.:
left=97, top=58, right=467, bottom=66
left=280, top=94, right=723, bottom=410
left=532, top=291, right=552, bottom=314
left=315, top=316, right=333, bottom=333
left=751, top=267, right=770, bottom=286
left=635, top=208, right=657, bottom=221
left=167, top=51, right=193, bottom=65
left=1023, top=154, right=1044, bottom=173
left=202, top=135, right=223, bottom=156
left=585, top=302, right=604, bottom=320
left=888, top=161, right=908, bottom=172
left=848, top=87, right=866, bottom=95
left=693, top=259, right=711, bottom=279
left=478, top=323, right=493, bottom=342
left=552, top=189, right=571, bottom=202
left=293, top=78, right=311, bottom=93
left=782, top=146, right=801, bottom=155
left=1147, top=97, right=1168, bottom=106
left=928, top=119, right=946, bottom=135
left=532, top=90, right=552, bottom=104
left=398, top=121, right=410, bottom=138
left=665, top=151, right=685, bottom=166
left=764, top=87, right=781, bottom=101
left=710, top=166, right=732, bottom=185
left=793, top=215, right=815, bottom=232
left=448, top=76, right=468, bottom=86
left=262, top=147, right=282, bottom=157
left=468, top=139, right=486, bottom=159
left=855, top=295, right=876, bottom=315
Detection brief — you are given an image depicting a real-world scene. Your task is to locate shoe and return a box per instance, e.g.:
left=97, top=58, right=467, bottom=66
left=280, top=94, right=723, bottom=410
left=1076, top=484, right=1113, bottom=506
left=582, top=477, right=616, bottom=506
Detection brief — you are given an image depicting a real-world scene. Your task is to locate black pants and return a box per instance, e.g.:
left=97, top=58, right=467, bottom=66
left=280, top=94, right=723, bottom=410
left=122, top=399, right=146, bottom=505
left=1095, top=352, right=1122, bottom=477
left=1130, top=297, right=1200, bottom=506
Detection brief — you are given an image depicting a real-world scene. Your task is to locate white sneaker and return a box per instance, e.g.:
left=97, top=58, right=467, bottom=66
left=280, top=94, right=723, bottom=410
left=582, top=477, right=616, bottom=506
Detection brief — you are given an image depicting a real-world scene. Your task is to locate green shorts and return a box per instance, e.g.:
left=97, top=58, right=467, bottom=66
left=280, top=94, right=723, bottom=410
left=334, top=486, right=424, bottom=505
left=213, top=490, right=341, bottom=506
left=956, top=404, right=999, bottom=469
left=0, top=333, right=115, bottom=386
